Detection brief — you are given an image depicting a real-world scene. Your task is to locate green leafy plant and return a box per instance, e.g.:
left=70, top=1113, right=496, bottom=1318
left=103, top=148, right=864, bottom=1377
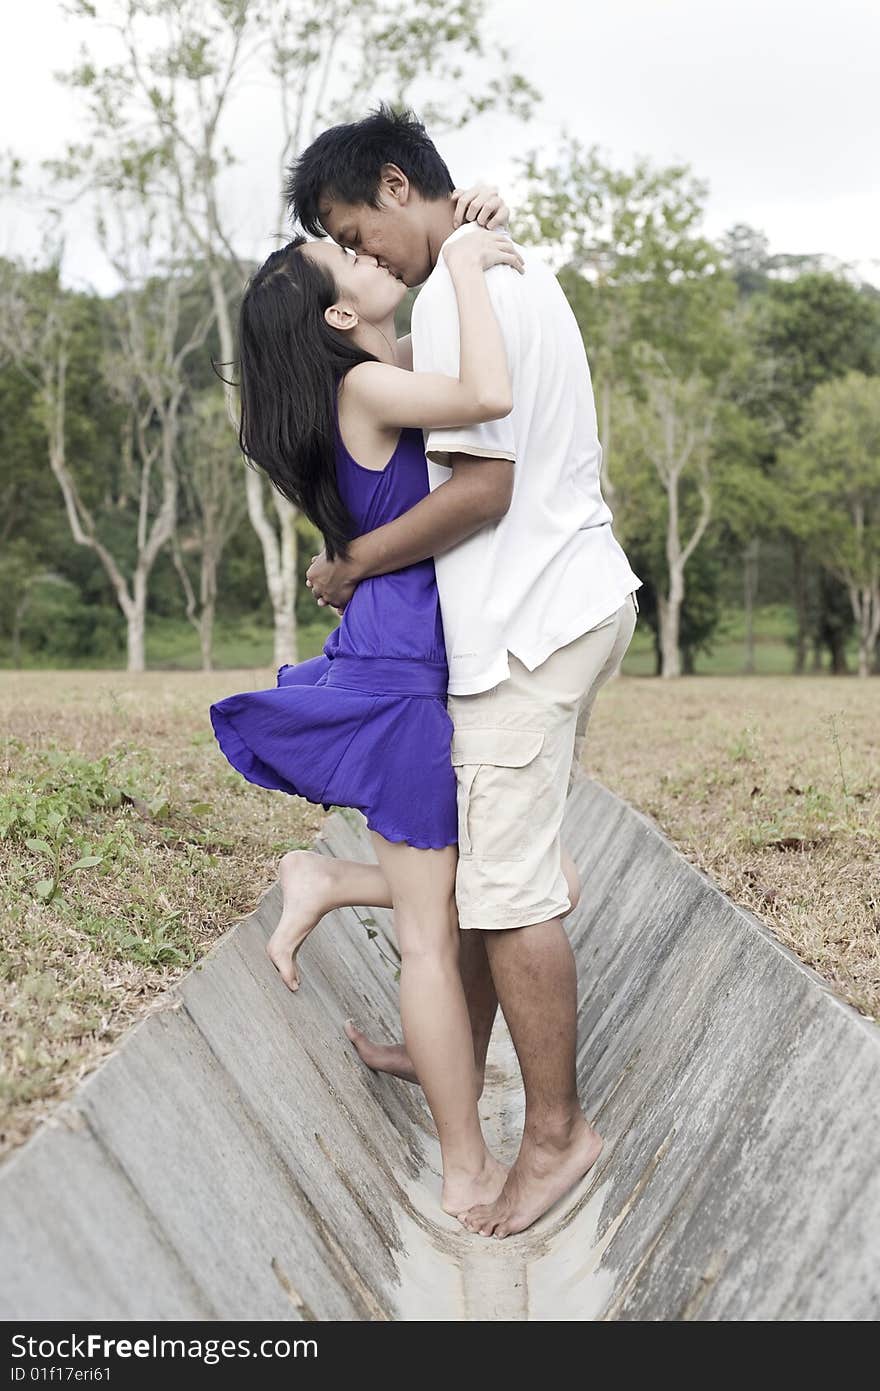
left=24, top=828, right=103, bottom=903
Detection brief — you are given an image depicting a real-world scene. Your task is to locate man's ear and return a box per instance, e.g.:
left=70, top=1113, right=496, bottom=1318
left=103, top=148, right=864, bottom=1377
left=324, top=303, right=359, bottom=333
left=379, top=163, right=410, bottom=207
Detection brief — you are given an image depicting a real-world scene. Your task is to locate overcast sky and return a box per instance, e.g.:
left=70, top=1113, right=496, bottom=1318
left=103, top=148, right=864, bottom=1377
left=3, top=0, right=878, bottom=293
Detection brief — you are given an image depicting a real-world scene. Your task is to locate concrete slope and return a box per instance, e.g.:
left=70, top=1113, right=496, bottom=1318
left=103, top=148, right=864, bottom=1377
left=2, top=776, right=879, bottom=1320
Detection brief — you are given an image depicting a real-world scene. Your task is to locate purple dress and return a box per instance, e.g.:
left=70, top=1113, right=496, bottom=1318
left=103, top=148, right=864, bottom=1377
left=209, top=420, right=458, bottom=850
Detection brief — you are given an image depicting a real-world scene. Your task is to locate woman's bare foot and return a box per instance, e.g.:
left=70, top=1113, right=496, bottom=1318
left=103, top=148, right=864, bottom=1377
left=343, top=1021, right=489, bottom=1100
left=462, top=1116, right=603, bottom=1239
left=266, top=850, right=336, bottom=990
left=343, top=1019, right=419, bottom=1083
left=443, top=1151, right=509, bottom=1220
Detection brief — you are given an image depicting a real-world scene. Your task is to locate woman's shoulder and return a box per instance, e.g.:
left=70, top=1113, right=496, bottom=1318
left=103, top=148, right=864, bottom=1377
left=341, top=360, right=399, bottom=400
left=337, top=369, right=404, bottom=471
left=337, top=362, right=398, bottom=426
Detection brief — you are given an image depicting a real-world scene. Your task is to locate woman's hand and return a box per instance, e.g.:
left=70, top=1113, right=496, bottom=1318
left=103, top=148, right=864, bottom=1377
left=442, top=227, right=524, bottom=276
left=451, top=184, right=510, bottom=230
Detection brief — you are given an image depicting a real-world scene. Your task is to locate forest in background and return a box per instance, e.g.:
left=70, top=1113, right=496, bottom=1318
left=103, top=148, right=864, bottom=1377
left=1, top=0, right=878, bottom=679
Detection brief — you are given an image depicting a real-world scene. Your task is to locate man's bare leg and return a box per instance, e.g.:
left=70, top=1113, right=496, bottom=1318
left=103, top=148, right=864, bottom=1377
left=460, top=913, right=602, bottom=1239
left=346, top=849, right=582, bottom=1095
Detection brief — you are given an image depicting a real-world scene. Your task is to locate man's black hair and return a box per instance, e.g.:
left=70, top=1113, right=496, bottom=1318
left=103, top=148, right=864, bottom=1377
left=286, top=103, right=454, bottom=237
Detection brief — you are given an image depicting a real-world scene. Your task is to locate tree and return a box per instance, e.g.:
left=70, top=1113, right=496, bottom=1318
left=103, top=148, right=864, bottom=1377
left=779, top=373, right=880, bottom=678
left=98, top=195, right=214, bottom=670
left=622, top=356, right=729, bottom=677
left=516, top=140, right=717, bottom=508
left=719, top=223, right=772, bottom=299
left=0, top=260, right=110, bottom=659
left=748, top=273, right=880, bottom=671
left=0, top=207, right=213, bottom=671
left=517, top=141, right=741, bottom=675
left=0, top=538, right=44, bottom=667
left=58, top=0, right=538, bottom=666
left=172, top=390, right=247, bottom=669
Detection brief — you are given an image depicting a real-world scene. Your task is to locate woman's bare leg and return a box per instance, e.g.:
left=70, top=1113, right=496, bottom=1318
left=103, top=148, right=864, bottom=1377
left=267, top=849, right=393, bottom=990
left=368, top=830, right=506, bottom=1218
left=348, top=846, right=583, bottom=1089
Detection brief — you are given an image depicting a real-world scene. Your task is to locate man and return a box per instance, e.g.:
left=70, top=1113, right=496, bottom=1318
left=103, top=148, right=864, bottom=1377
left=287, top=106, right=641, bottom=1239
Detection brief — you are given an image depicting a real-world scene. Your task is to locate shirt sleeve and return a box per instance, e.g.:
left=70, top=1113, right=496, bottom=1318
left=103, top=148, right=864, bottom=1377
left=411, top=258, right=518, bottom=469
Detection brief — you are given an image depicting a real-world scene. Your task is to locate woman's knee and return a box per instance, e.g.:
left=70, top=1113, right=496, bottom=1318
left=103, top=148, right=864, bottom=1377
left=395, top=902, right=460, bottom=962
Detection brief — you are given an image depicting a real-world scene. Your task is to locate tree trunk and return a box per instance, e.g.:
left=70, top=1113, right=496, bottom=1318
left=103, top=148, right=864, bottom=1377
left=208, top=262, right=299, bottom=667
left=599, top=379, right=616, bottom=509
left=792, top=540, right=808, bottom=674
left=12, top=592, right=29, bottom=668
left=199, top=548, right=217, bottom=673
left=743, top=537, right=759, bottom=674
left=660, top=469, right=684, bottom=679
left=658, top=576, right=683, bottom=678
left=273, top=501, right=299, bottom=668
left=849, top=582, right=880, bottom=680
left=829, top=631, right=848, bottom=675
left=200, top=598, right=215, bottom=673
left=128, top=568, right=147, bottom=673
left=46, top=355, right=143, bottom=673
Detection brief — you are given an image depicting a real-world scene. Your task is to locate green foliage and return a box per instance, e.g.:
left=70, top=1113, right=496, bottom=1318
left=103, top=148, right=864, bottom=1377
left=1, top=743, right=217, bottom=966
left=750, top=274, right=880, bottom=439
left=1, top=748, right=129, bottom=903
left=1, top=748, right=125, bottom=841
left=719, top=224, right=773, bottom=298
left=623, top=531, right=723, bottom=673
left=779, top=372, right=880, bottom=587
left=518, top=142, right=880, bottom=673
left=4, top=9, right=880, bottom=676
left=78, top=910, right=197, bottom=968
left=518, top=141, right=732, bottom=383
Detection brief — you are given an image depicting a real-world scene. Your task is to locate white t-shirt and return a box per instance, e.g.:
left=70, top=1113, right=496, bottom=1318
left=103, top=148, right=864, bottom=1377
left=411, top=222, right=642, bottom=696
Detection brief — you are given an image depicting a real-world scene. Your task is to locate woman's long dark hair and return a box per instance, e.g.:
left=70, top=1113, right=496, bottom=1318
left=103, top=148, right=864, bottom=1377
left=237, top=237, right=376, bottom=560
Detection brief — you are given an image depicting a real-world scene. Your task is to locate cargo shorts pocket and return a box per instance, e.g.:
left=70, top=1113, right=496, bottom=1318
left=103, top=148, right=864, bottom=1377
left=450, top=726, right=546, bottom=860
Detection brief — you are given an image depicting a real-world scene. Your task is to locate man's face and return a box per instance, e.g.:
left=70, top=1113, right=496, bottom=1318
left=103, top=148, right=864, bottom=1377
left=319, top=186, right=433, bottom=288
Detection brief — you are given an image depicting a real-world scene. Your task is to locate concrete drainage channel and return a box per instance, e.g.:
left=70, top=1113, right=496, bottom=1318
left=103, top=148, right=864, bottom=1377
left=2, top=774, right=879, bottom=1320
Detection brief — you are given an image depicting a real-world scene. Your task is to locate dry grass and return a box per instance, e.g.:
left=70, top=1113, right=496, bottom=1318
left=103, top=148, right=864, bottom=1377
left=2, top=668, right=878, bottom=1162
left=0, top=668, right=323, bottom=1157
left=584, top=675, right=880, bottom=1023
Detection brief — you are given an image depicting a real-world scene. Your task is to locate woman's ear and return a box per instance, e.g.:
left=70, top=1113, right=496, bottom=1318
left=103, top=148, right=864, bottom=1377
left=324, top=303, right=359, bottom=333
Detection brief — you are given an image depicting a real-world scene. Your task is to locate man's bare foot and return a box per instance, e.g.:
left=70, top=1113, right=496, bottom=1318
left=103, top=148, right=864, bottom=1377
left=443, top=1152, right=509, bottom=1220
left=266, top=850, right=335, bottom=990
left=462, top=1116, right=603, bottom=1239
left=343, top=1019, right=419, bottom=1083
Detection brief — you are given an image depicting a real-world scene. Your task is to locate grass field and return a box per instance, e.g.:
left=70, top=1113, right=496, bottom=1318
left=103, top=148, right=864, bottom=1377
left=1, top=664, right=878, bottom=1160
left=586, top=676, right=879, bottom=1023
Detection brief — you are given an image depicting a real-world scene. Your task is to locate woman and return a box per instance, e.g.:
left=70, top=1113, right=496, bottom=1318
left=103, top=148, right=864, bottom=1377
left=211, top=198, right=532, bottom=1217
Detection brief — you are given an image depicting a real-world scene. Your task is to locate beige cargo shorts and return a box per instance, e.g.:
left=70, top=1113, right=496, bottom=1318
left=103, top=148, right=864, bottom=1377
left=446, top=592, right=638, bottom=931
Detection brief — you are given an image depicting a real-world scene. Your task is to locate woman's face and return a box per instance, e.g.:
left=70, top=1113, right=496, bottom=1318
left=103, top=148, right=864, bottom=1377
left=301, top=240, right=407, bottom=326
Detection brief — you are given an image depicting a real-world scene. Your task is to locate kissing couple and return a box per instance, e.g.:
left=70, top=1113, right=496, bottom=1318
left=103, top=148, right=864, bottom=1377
left=210, top=104, right=641, bottom=1240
